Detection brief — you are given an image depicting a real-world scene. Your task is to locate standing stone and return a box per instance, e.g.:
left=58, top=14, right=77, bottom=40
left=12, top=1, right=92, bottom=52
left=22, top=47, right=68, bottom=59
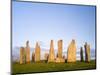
left=80, top=47, right=84, bottom=62
left=58, top=40, right=63, bottom=58
left=48, top=40, right=55, bottom=62
left=84, top=42, right=90, bottom=62
left=20, top=47, right=25, bottom=64
left=26, top=41, right=30, bottom=63
left=63, top=55, right=65, bottom=59
left=56, top=53, right=58, bottom=58
left=44, top=53, right=49, bottom=62
left=55, top=40, right=65, bottom=63
left=67, top=39, right=76, bottom=62
left=34, top=42, right=41, bottom=62
left=32, top=52, right=35, bottom=62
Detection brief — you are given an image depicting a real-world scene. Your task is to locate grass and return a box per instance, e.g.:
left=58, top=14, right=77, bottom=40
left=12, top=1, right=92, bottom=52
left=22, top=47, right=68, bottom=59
left=12, top=60, right=96, bottom=74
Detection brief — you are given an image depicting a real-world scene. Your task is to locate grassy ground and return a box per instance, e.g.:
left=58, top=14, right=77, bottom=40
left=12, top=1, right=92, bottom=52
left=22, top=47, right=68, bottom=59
left=12, top=60, right=96, bottom=74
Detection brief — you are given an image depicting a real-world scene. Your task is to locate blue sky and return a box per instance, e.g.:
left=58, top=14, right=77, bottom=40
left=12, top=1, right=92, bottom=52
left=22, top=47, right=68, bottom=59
left=12, top=1, right=96, bottom=51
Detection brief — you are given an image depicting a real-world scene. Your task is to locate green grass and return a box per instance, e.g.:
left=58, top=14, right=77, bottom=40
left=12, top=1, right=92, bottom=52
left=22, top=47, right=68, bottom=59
left=12, top=60, right=96, bottom=74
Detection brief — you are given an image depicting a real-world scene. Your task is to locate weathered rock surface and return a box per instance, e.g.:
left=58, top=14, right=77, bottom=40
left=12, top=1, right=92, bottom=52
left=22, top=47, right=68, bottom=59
left=35, top=42, right=41, bottom=62
left=84, top=42, right=90, bottom=62
left=20, top=47, right=25, bottom=64
left=48, top=40, right=55, bottom=62
left=67, top=39, right=76, bottom=62
left=56, top=40, right=65, bottom=63
left=26, top=41, right=30, bottom=63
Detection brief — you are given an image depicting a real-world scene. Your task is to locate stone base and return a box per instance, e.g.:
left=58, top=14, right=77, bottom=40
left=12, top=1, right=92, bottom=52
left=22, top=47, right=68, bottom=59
left=26, top=61, right=30, bottom=64
left=55, top=58, right=65, bottom=63
left=48, top=59, right=55, bottom=63
left=67, top=60, right=76, bottom=63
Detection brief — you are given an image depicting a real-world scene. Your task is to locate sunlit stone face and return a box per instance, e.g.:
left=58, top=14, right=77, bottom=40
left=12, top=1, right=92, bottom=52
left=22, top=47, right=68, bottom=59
left=26, top=41, right=30, bottom=63
left=34, top=42, right=41, bottom=62
left=20, top=47, right=25, bottom=64
left=48, top=40, right=55, bottom=62
left=67, top=39, right=76, bottom=62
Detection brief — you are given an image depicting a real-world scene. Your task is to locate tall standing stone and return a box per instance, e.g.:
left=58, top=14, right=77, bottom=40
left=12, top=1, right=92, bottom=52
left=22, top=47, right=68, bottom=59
left=26, top=41, right=30, bottom=63
left=34, top=42, right=41, bottom=62
left=55, top=40, right=65, bottom=63
left=20, top=47, right=25, bottom=64
left=48, top=40, right=55, bottom=62
left=84, top=42, right=90, bottom=62
left=67, top=39, right=76, bottom=62
left=80, top=47, right=84, bottom=62
left=58, top=40, right=63, bottom=58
